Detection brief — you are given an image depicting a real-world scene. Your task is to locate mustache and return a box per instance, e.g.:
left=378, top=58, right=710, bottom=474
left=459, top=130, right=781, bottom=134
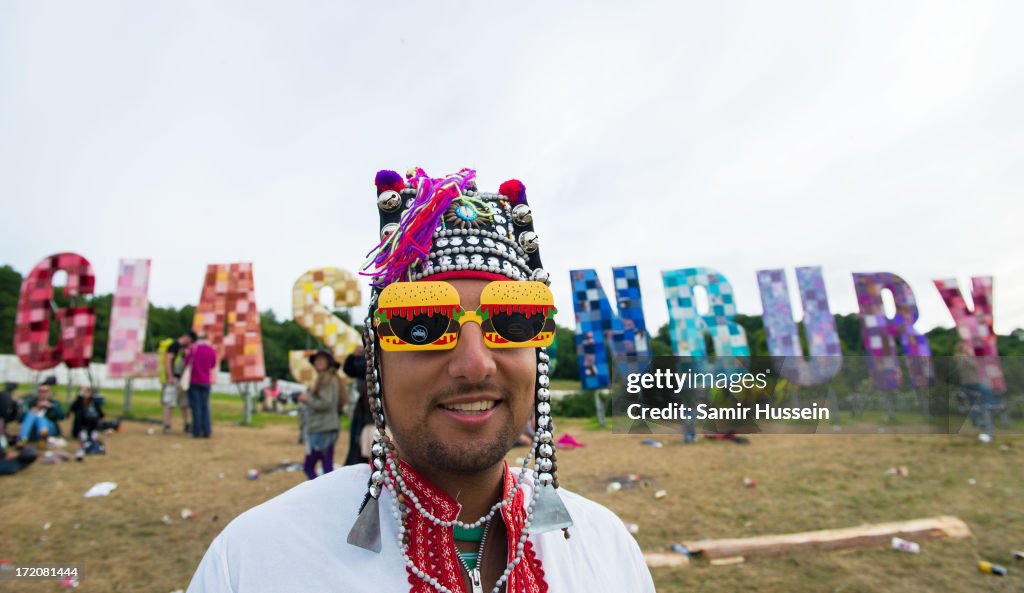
left=429, top=381, right=513, bottom=404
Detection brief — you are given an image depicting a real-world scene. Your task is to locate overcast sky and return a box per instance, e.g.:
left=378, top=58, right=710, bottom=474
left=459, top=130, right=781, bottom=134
left=2, top=1, right=1022, bottom=339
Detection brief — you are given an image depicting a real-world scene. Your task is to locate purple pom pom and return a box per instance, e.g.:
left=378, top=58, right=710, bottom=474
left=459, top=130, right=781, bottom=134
left=374, top=169, right=405, bottom=194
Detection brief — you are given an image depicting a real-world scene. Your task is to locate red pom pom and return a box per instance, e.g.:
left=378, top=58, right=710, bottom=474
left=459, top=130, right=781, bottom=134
left=499, top=179, right=526, bottom=204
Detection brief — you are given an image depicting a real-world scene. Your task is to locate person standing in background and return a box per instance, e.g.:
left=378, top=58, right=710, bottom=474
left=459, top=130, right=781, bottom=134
left=342, top=346, right=371, bottom=466
left=185, top=333, right=218, bottom=439
left=298, top=349, right=343, bottom=479
left=161, top=332, right=194, bottom=434
left=261, top=378, right=281, bottom=413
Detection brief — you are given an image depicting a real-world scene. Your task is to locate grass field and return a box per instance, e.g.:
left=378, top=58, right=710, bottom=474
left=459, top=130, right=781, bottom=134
left=2, top=389, right=1022, bottom=592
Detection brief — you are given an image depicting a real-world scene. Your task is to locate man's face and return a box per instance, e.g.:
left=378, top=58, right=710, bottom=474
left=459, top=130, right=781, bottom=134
left=380, top=279, right=536, bottom=476
left=180, top=335, right=193, bottom=347
left=38, top=386, right=51, bottom=401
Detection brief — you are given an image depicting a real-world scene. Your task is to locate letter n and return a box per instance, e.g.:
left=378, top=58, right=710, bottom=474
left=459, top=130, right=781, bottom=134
left=570, top=267, right=652, bottom=390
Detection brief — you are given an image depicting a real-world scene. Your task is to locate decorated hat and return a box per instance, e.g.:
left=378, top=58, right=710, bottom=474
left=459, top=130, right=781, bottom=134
left=363, top=168, right=550, bottom=287
left=348, top=167, right=573, bottom=562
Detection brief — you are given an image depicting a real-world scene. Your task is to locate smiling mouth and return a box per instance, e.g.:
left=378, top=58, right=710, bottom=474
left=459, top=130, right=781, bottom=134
left=439, top=400, right=499, bottom=414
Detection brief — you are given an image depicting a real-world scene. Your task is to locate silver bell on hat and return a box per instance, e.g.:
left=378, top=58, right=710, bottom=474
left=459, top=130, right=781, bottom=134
left=377, top=190, right=402, bottom=213
left=518, top=231, right=540, bottom=253
left=511, top=203, right=533, bottom=226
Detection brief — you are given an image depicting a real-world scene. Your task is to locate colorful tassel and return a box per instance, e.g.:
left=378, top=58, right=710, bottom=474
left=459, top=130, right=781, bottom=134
left=362, top=168, right=477, bottom=287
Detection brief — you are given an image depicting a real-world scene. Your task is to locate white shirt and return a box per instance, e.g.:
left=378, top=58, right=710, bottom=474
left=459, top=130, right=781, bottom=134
left=187, top=464, right=656, bottom=592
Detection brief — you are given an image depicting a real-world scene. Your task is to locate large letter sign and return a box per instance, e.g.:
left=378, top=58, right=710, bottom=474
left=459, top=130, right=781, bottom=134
left=289, top=267, right=362, bottom=387
left=106, top=259, right=159, bottom=378
left=934, top=276, right=1005, bottom=392
left=571, top=267, right=652, bottom=390
left=853, top=272, right=932, bottom=389
left=662, top=268, right=749, bottom=369
left=757, top=266, right=842, bottom=386
left=192, top=263, right=266, bottom=382
left=14, top=253, right=96, bottom=370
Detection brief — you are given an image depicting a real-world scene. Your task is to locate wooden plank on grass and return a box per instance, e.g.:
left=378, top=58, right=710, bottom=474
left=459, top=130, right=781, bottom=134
left=643, top=552, right=690, bottom=568
left=683, top=515, right=970, bottom=562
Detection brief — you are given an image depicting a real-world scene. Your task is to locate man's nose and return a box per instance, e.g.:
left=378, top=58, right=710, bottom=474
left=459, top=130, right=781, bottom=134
left=447, top=321, right=496, bottom=382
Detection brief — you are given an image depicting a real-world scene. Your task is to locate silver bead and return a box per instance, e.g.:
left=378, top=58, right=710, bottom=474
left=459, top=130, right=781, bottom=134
left=450, top=236, right=463, bottom=246
left=538, top=351, right=550, bottom=363
left=369, top=485, right=379, bottom=498
left=537, top=402, right=550, bottom=415
left=436, top=237, right=449, bottom=248
left=537, top=362, right=549, bottom=375
left=537, top=415, right=551, bottom=429
left=371, top=471, right=384, bottom=485
left=530, top=268, right=551, bottom=284
left=538, top=444, right=553, bottom=457
left=511, top=204, right=532, bottom=225
left=377, top=190, right=402, bottom=212
left=371, top=443, right=383, bottom=457
left=536, top=430, right=552, bottom=444
left=538, top=375, right=549, bottom=388
left=373, top=457, right=384, bottom=470
left=537, top=472, right=554, bottom=487
left=538, top=458, right=553, bottom=472
left=380, top=223, right=399, bottom=241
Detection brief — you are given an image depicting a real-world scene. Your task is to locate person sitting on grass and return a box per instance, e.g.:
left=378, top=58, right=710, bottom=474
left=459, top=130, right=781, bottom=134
left=18, top=379, right=65, bottom=444
left=70, top=385, right=106, bottom=456
left=0, top=442, right=37, bottom=476
left=0, top=382, right=20, bottom=449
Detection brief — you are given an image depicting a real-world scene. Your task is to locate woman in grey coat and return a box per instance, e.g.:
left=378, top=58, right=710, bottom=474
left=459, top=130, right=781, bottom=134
left=299, top=349, right=344, bottom=479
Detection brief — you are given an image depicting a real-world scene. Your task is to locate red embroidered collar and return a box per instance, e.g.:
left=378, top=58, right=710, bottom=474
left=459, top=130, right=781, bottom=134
left=392, top=459, right=547, bottom=593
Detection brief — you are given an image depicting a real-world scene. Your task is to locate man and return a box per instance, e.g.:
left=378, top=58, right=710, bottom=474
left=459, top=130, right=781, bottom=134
left=161, top=332, right=195, bottom=434
left=186, top=333, right=218, bottom=439
left=188, top=168, right=655, bottom=592
left=18, top=378, right=65, bottom=443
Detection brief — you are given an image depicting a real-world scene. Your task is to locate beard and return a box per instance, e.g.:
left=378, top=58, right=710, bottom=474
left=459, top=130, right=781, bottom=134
left=387, top=382, right=525, bottom=476
left=416, top=421, right=518, bottom=475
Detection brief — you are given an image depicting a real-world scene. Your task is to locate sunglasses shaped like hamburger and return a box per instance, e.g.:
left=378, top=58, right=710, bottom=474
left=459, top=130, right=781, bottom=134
left=374, top=281, right=557, bottom=352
